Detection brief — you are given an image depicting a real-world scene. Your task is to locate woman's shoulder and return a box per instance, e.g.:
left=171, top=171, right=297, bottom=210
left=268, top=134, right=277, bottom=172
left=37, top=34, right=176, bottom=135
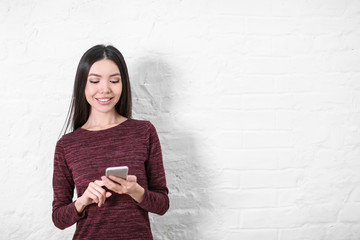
left=127, top=118, right=148, bottom=124
left=127, top=118, right=153, bottom=127
left=56, top=127, right=84, bottom=146
left=126, top=118, right=157, bottom=133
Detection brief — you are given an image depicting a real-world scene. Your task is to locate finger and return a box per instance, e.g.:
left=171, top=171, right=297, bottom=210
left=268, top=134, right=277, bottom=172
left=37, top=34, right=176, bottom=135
left=86, top=183, right=100, bottom=204
left=91, top=183, right=111, bottom=203
left=101, top=176, right=114, bottom=186
left=84, top=190, right=99, bottom=204
left=89, top=183, right=106, bottom=206
left=94, top=180, right=105, bottom=187
left=90, top=182, right=107, bottom=197
left=93, top=180, right=107, bottom=203
left=88, top=187, right=103, bottom=206
left=102, top=176, right=122, bottom=193
left=108, top=175, right=127, bottom=184
left=126, top=175, right=137, bottom=182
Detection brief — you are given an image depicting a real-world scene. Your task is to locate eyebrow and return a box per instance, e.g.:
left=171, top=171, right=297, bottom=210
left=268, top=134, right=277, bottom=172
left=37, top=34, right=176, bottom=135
left=88, top=73, right=121, bottom=77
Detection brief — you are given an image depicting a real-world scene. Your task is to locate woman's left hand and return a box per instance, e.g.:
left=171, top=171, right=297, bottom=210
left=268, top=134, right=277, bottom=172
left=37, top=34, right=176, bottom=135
left=101, top=175, right=145, bottom=203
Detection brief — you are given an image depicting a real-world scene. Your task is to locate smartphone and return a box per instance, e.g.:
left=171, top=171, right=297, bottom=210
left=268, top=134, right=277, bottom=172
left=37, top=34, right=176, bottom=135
left=105, top=166, right=128, bottom=179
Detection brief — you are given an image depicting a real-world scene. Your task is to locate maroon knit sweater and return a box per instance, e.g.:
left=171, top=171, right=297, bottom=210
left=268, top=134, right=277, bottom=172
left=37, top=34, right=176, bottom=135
left=52, top=119, right=169, bottom=240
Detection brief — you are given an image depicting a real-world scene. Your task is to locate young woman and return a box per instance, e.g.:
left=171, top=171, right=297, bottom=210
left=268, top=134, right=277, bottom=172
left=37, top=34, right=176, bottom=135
left=52, top=45, right=169, bottom=240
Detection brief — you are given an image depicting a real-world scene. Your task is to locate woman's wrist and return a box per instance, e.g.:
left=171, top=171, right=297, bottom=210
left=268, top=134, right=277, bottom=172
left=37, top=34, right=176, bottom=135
left=75, top=197, right=87, bottom=214
left=130, top=184, right=145, bottom=203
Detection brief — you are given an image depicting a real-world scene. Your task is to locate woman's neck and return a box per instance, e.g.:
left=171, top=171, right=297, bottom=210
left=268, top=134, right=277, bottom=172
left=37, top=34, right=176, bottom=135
left=82, top=110, right=126, bottom=130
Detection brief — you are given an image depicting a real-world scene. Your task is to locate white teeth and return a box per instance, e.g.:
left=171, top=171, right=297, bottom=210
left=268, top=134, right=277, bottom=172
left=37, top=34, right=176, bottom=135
left=98, top=98, right=110, bottom=102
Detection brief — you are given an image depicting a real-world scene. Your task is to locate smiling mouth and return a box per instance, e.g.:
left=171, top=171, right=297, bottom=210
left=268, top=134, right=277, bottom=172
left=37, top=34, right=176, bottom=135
left=96, top=98, right=113, bottom=104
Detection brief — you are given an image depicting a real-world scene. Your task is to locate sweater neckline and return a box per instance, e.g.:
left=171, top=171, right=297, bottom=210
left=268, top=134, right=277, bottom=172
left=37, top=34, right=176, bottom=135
left=78, top=118, right=130, bottom=133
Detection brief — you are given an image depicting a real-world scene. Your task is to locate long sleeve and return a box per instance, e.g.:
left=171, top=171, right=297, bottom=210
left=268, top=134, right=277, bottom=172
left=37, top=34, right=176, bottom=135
left=52, top=139, right=85, bottom=229
left=137, top=122, right=169, bottom=215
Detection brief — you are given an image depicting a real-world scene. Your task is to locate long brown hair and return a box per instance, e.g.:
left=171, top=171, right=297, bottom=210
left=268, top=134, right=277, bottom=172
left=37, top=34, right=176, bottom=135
left=61, top=44, right=132, bottom=136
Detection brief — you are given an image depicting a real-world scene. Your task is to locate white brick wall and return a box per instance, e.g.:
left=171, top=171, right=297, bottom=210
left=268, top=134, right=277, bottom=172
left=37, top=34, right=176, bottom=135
left=1, top=0, right=360, bottom=239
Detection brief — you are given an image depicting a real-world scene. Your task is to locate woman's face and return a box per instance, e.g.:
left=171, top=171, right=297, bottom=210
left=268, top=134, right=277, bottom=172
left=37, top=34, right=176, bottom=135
left=85, top=59, right=122, bottom=115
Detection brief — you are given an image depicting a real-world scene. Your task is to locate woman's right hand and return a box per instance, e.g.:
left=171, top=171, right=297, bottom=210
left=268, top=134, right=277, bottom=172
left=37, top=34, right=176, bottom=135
left=75, top=180, right=112, bottom=214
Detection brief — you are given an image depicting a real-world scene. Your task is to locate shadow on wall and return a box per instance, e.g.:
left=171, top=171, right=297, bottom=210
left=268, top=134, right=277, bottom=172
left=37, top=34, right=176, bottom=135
left=131, top=56, right=212, bottom=239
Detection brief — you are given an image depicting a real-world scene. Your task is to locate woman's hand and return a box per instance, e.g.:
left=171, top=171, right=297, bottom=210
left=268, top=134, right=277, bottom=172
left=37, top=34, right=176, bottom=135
left=75, top=180, right=112, bottom=214
left=101, top=175, right=145, bottom=203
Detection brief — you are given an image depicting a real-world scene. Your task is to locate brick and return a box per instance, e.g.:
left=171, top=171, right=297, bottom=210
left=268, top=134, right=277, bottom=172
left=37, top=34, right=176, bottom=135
left=244, top=57, right=292, bottom=74
left=205, top=0, right=272, bottom=16
left=280, top=226, right=326, bottom=240
left=221, top=209, right=241, bottom=230
left=216, top=169, right=242, bottom=189
left=285, top=35, right=313, bottom=54
left=207, top=15, right=245, bottom=35
left=212, top=189, right=277, bottom=208
left=240, top=207, right=306, bottom=228
left=272, top=0, right=351, bottom=17
left=276, top=110, right=296, bottom=130
left=226, top=230, right=278, bottom=240
left=273, top=149, right=302, bottom=169
left=291, top=54, right=333, bottom=74
left=313, top=34, right=341, bottom=52
left=243, top=130, right=293, bottom=148
left=339, top=203, right=360, bottom=222
left=305, top=204, right=339, bottom=223
left=333, top=50, right=360, bottom=72
left=299, top=168, right=351, bottom=203
left=349, top=187, right=360, bottom=202
left=297, top=17, right=349, bottom=35
left=219, top=95, right=242, bottom=110
left=343, top=35, right=360, bottom=51
left=278, top=189, right=301, bottom=207
left=313, top=149, right=343, bottom=168
left=217, top=130, right=243, bottom=149
left=247, top=17, right=296, bottom=36
left=221, top=74, right=276, bottom=94
left=324, top=223, right=356, bottom=240
left=239, top=169, right=303, bottom=188
left=343, top=146, right=360, bottom=168
left=276, top=73, right=350, bottom=93
left=242, top=93, right=295, bottom=110
left=271, top=0, right=307, bottom=17
left=219, top=149, right=278, bottom=170
left=244, top=36, right=272, bottom=56
left=0, top=41, right=7, bottom=61
left=221, top=110, right=276, bottom=130
left=272, top=36, right=292, bottom=57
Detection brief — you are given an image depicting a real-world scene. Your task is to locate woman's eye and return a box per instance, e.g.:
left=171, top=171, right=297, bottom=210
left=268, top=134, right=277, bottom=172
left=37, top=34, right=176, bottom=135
left=110, top=80, right=120, bottom=83
left=89, top=79, right=99, bottom=83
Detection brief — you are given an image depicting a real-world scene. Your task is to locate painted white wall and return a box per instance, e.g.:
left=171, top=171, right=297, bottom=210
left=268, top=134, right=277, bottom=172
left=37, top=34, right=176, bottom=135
left=1, top=0, right=360, bottom=239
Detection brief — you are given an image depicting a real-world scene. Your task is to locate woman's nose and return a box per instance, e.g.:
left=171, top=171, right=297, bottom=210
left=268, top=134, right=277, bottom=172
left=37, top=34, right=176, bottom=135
left=99, top=81, right=110, bottom=93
